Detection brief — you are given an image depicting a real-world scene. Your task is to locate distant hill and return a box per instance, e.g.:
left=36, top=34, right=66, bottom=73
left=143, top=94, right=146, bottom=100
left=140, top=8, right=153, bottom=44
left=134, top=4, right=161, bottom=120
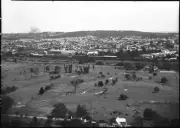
left=2, top=30, right=178, bottom=40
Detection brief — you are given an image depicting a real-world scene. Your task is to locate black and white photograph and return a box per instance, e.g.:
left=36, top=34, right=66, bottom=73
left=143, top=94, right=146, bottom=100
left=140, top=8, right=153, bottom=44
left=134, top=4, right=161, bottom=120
left=1, top=0, right=179, bottom=127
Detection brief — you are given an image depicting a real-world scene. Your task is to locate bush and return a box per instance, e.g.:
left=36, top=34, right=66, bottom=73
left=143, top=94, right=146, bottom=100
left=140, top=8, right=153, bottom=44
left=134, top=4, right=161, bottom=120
left=153, top=87, right=160, bottom=93
left=76, top=104, right=88, bottom=118
left=153, top=72, right=157, bottom=76
left=149, top=76, right=152, bottom=80
left=124, top=73, right=131, bottom=80
left=44, top=85, right=51, bottom=91
left=160, top=77, right=168, bottom=84
left=51, top=103, right=68, bottom=118
left=170, top=119, right=179, bottom=126
left=38, top=87, right=45, bottom=95
left=2, top=95, right=14, bottom=114
left=143, top=108, right=153, bottom=120
left=67, top=119, right=84, bottom=127
left=10, top=119, right=22, bottom=128
left=109, top=117, right=116, bottom=125
left=118, top=94, right=128, bottom=100
left=105, top=79, right=109, bottom=85
left=98, top=81, right=104, bottom=87
left=96, top=61, right=104, bottom=65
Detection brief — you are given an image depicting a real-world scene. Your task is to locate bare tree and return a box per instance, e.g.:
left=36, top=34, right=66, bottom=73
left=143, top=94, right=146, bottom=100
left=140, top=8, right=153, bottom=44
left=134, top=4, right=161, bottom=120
left=71, top=79, right=79, bottom=93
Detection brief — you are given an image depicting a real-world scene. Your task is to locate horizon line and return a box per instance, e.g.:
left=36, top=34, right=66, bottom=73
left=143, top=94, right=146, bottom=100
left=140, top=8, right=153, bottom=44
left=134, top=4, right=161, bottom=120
left=2, top=30, right=179, bottom=34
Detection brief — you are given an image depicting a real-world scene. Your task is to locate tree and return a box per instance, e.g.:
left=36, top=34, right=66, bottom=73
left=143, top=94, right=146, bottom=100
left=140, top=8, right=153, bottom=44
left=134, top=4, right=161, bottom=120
left=2, top=95, right=14, bottom=114
left=31, top=116, right=38, bottom=126
left=76, top=104, right=89, bottom=118
left=44, top=115, right=53, bottom=127
left=71, top=79, right=79, bottom=93
left=51, top=103, right=68, bottom=118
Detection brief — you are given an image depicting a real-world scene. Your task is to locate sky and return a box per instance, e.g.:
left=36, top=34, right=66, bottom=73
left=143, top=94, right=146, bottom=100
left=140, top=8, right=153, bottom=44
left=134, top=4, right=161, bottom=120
left=2, top=0, right=179, bottom=33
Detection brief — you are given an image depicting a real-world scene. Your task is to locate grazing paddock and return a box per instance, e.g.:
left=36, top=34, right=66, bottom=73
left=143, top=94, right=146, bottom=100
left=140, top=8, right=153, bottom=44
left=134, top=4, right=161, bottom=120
left=2, top=60, right=179, bottom=125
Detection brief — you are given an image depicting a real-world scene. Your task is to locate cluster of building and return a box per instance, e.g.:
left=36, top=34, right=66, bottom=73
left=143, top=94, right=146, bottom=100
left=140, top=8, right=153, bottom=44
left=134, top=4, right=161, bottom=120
left=1, top=34, right=179, bottom=60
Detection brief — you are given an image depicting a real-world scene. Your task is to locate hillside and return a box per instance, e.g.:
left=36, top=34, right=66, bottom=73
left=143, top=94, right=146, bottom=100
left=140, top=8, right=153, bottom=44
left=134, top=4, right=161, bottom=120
left=2, top=30, right=178, bottom=40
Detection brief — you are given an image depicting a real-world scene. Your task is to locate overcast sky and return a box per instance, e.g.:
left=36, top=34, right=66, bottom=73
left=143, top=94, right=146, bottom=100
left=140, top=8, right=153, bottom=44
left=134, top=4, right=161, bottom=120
left=2, top=0, right=179, bottom=33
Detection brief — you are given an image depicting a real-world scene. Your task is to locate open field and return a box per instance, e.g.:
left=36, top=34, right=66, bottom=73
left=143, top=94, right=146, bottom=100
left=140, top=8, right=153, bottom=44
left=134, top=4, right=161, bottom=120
left=2, top=60, right=179, bottom=125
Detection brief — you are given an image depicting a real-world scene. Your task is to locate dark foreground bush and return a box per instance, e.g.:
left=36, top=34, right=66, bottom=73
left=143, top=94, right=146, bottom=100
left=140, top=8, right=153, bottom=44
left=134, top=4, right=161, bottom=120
left=2, top=96, right=14, bottom=114
left=143, top=108, right=153, bottom=120
left=1, top=86, right=18, bottom=95
left=170, top=118, right=179, bottom=126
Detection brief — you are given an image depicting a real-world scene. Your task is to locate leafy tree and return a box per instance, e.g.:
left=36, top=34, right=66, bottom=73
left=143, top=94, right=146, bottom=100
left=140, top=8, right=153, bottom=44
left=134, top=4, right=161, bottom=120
left=2, top=95, right=14, bottom=114
left=51, top=103, right=68, bottom=118
left=76, top=104, right=88, bottom=118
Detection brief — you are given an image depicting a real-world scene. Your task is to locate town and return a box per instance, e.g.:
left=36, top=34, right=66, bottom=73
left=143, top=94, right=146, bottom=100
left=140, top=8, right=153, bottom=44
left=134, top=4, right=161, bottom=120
left=1, top=31, right=179, bottom=127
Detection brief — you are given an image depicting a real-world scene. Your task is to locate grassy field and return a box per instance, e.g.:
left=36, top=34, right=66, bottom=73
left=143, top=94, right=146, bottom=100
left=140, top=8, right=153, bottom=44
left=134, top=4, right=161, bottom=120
left=2, top=60, right=179, bottom=125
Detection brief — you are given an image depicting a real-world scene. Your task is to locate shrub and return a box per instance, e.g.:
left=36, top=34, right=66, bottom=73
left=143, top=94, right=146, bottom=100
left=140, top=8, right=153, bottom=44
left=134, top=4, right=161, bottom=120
left=2, top=95, right=14, bottom=114
left=105, top=79, right=109, bottom=85
left=96, top=61, right=104, bottom=65
left=44, top=85, right=51, bottom=91
left=109, top=117, right=116, bottom=125
left=149, top=76, right=152, bottom=80
left=10, top=119, right=22, bottom=128
left=143, top=108, right=153, bottom=120
left=31, top=116, right=38, bottom=125
left=160, top=77, right=168, bottom=84
left=124, top=73, right=131, bottom=80
left=76, top=104, right=88, bottom=118
left=98, top=81, right=104, bottom=87
left=51, top=103, right=68, bottom=118
left=153, top=72, right=157, bottom=76
left=153, top=87, right=160, bottom=93
left=67, top=119, right=84, bottom=127
left=170, top=119, right=179, bottom=126
left=118, top=94, right=128, bottom=100
left=38, top=87, right=45, bottom=95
